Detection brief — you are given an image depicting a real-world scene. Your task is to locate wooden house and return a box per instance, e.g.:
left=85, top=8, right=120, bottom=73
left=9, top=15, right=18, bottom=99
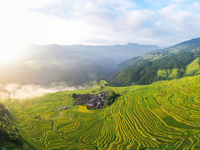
left=87, top=104, right=94, bottom=109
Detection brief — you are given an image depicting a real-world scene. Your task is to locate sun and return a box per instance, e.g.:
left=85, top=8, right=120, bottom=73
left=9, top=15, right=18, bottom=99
left=0, top=5, right=26, bottom=63
left=0, top=2, right=44, bottom=64
left=0, top=18, right=29, bottom=64
left=0, top=42, right=26, bottom=63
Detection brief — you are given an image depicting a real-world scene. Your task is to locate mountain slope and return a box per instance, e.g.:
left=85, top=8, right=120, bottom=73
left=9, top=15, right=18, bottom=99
left=59, top=43, right=159, bottom=63
left=0, top=46, right=115, bottom=86
left=117, top=37, right=200, bottom=71
left=4, top=75, right=200, bottom=149
left=0, top=103, right=23, bottom=149
left=110, top=38, right=200, bottom=86
left=21, top=43, right=159, bottom=65
left=0, top=43, right=158, bottom=86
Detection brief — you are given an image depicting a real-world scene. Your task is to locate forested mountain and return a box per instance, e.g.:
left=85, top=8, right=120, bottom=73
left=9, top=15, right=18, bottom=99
left=110, top=38, right=200, bottom=86
left=117, top=38, right=200, bottom=71
left=0, top=43, right=158, bottom=86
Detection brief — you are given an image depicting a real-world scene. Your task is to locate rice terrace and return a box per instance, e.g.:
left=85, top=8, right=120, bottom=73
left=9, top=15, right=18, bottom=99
left=2, top=75, right=200, bottom=149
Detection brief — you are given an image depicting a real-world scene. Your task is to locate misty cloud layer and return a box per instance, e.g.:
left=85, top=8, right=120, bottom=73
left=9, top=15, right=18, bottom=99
left=0, top=83, right=83, bottom=100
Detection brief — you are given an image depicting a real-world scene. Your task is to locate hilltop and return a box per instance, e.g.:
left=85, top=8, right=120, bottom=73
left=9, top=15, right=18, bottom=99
left=2, top=75, right=200, bottom=149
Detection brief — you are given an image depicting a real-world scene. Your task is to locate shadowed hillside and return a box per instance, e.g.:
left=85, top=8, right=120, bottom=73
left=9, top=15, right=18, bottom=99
left=0, top=103, right=23, bottom=149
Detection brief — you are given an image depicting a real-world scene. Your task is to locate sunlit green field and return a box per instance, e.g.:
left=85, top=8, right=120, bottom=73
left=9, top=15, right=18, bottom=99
left=4, top=75, right=200, bottom=149
left=157, top=57, right=200, bottom=80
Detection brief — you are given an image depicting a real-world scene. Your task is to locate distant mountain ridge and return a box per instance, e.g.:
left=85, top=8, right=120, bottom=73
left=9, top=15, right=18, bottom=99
left=0, top=43, right=158, bottom=86
left=110, top=37, right=200, bottom=86
left=117, top=38, right=200, bottom=71
left=22, top=43, right=159, bottom=64
left=48, top=43, right=159, bottom=63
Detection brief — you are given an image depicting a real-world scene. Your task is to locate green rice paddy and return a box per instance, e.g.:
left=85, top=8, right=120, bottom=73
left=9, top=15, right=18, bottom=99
left=4, top=75, right=200, bottom=149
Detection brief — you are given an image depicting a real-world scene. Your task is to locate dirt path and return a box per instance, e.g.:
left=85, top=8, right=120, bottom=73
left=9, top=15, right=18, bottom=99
left=165, top=79, right=179, bottom=89
left=57, top=106, right=65, bottom=111
left=50, top=111, right=63, bottom=119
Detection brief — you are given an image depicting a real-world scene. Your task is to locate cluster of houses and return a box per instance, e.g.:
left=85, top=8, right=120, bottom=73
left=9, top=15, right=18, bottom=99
left=74, top=92, right=109, bottom=109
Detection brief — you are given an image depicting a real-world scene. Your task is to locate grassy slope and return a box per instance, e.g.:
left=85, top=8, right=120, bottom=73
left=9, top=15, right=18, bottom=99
left=3, top=76, right=200, bottom=149
left=157, top=57, right=200, bottom=79
left=186, top=57, right=200, bottom=75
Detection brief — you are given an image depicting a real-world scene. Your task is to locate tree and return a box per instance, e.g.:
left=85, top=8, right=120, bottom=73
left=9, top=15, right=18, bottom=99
left=0, top=103, right=5, bottom=117
left=72, top=93, right=78, bottom=100
left=104, top=91, right=120, bottom=107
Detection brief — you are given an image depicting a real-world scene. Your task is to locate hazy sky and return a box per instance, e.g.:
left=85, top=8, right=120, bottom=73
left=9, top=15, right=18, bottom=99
left=0, top=0, right=200, bottom=61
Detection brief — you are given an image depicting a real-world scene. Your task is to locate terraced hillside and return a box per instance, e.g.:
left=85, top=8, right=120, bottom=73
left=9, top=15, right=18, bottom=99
left=3, top=75, right=200, bottom=149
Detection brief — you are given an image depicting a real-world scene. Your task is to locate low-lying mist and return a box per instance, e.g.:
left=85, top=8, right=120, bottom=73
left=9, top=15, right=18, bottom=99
left=0, top=83, right=83, bottom=100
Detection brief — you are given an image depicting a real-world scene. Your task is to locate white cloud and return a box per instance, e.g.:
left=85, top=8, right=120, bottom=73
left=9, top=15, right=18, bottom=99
left=0, top=0, right=57, bottom=9
left=0, top=0, right=200, bottom=50
left=0, top=83, right=83, bottom=99
left=157, top=4, right=200, bottom=44
left=0, top=2, right=49, bottom=61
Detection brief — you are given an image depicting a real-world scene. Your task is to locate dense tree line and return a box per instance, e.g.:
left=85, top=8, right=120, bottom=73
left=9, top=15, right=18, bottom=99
left=110, top=50, right=200, bottom=86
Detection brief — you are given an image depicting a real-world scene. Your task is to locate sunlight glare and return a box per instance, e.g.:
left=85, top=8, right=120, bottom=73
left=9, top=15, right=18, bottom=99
left=0, top=2, right=47, bottom=64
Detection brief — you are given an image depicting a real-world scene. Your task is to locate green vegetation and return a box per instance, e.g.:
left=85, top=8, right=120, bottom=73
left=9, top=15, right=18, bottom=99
left=1, top=76, right=200, bottom=149
left=117, top=37, right=200, bottom=71
left=157, top=68, right=182, bottom=79
left=0, top=103, right=23, bottom=149
left=104, top=91, right=120, bottom=107
left=186, top=57, right=200, bottom=75
left=71, top=93, right=78, bottom=100
left=110, top=39, right=200, bottom=86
